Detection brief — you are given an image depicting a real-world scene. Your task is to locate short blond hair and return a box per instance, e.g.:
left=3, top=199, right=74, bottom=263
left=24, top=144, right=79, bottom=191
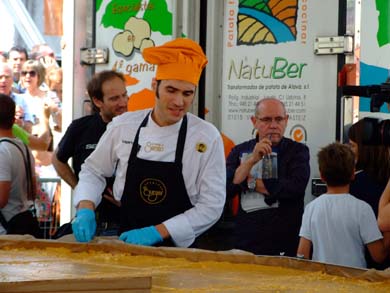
left=22, top=59, right=46, bottom=86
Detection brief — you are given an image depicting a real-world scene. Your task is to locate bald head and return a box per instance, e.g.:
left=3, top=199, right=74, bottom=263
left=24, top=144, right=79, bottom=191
left=255, top=97, right=286, bottom=117
left=0, top=62, right=13, bottom=95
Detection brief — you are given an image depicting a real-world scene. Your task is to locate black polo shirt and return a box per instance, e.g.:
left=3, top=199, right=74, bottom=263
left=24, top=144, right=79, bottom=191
left=56, top=113, right=107, bottom=178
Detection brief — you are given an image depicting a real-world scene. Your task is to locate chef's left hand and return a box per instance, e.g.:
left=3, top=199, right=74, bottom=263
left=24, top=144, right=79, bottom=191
left=119, top=226, right=163, bottom=246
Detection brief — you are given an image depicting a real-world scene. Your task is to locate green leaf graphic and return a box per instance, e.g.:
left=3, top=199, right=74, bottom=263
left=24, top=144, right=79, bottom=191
left=143, top=0, right=172, bottom=35
left=376, top=0, right=390, bottom=47
left=101, top=0, right=142, bottom=29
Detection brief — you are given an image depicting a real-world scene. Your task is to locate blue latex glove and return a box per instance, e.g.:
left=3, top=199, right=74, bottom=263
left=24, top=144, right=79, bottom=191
left=72, top=208, right=96, bottom=242
left=119, top=226, right=163, bottom=246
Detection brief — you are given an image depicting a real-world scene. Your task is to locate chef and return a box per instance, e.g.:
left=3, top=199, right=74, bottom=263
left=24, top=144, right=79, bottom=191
left=71, top=38, right=226, bottom=247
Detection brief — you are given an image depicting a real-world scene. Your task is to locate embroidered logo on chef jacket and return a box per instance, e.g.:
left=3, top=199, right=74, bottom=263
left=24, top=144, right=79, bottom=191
left=144, top=142, right=164, bottom=153
left=196, top=142, right=207, bottom=153
left=140, top=178, right=167, bottom=204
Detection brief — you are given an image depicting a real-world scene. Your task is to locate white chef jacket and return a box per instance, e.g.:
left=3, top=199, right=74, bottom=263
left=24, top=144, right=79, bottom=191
left=74, top=109, right=226, bottom=247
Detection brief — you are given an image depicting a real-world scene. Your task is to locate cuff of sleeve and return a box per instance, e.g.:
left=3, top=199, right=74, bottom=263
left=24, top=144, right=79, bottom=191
left=73, top=188, right=102, bottom=209
left=163, top=215, right=195, bottom=247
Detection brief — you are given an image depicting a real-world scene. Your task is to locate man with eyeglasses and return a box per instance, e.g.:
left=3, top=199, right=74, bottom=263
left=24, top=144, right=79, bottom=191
left=0, top=62, right=33, bottom=133
left=226, top=97, right=310, bottom=257
left=52, top=70, right=128, bottom=237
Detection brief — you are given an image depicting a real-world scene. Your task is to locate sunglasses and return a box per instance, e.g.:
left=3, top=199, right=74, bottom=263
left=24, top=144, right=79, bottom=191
left=21, top=70, right=37, bottom=77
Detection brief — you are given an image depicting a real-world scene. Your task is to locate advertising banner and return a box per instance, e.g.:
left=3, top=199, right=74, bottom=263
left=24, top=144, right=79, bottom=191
left=359, top=1, right=390, bottom=117
left=95, top=0, right=174, bottom=110
left=221, top=0, right=340, bottom=182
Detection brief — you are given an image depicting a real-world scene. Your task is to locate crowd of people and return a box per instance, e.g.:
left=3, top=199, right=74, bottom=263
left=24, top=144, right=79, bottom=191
left=1, top=38, right=390, bottom=270
left=0, top=44, right=62, bottom=236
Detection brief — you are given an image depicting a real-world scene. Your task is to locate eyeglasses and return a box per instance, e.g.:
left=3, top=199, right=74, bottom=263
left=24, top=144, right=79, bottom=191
left=255, top=116, right=286, bottom=125
left=21, top=71, right=37, bottom=77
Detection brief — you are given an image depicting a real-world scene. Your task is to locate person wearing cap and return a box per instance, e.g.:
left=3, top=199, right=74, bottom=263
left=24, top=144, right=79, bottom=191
left=71, top=38, right=226, bottom=247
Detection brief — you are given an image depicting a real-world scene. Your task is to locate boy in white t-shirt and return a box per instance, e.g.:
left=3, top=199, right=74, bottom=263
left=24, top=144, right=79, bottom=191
left=297, top=142, right=387, bottom=268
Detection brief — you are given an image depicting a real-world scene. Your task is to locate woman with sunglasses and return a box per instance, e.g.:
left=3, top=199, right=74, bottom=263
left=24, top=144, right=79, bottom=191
left=19, top=60, right=60, bottom=222
left=19, top=60, right=57, bottom=150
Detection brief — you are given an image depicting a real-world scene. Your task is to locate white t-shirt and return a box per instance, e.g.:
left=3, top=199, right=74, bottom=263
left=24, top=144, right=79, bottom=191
left=299, top=193, right=383, bottom=268
left=0, top=138, right=33, bottom=234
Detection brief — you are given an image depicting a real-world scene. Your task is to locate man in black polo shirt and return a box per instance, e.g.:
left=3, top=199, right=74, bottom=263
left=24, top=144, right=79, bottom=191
left=52, top=70, right=128, bottom=236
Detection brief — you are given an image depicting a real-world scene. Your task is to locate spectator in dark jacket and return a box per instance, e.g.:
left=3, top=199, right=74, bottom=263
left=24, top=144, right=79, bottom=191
left=226, top=97, right=310, bottom=256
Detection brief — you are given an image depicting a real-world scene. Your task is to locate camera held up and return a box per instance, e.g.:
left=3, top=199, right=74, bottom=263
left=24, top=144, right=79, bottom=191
left=342, top=82, right=390, bottom=146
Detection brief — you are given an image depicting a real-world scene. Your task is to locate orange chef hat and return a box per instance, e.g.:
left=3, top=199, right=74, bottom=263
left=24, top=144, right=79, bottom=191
left=142, top=38, right=208, bottom=86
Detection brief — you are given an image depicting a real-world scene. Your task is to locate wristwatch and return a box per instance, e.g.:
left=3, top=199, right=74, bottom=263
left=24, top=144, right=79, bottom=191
left=247, top=178, right=256, bottom=191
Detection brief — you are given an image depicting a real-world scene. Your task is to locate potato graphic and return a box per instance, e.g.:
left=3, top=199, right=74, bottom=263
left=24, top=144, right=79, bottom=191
left=139, top=38, right=155, bottom=52
left=112, top=30, right=135, bottom=57
left=124, top=17, right=151, bottom=49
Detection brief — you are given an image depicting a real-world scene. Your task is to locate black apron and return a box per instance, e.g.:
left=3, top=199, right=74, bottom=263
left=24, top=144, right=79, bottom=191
left=119, top=113, right=193, bottom=246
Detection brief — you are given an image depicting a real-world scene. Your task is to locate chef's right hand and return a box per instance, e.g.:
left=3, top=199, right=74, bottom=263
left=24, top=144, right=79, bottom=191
left=72, top=208, right=96, bottom=242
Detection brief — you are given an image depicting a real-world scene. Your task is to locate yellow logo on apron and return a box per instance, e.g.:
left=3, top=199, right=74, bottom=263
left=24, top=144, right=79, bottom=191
left=140, top=179, right=167, bottom=204
left=196, top=142, right=207, bottom=153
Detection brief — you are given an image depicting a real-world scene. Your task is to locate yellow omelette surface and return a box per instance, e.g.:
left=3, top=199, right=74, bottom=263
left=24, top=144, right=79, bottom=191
left=0, top=246, right=390, bottom=292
